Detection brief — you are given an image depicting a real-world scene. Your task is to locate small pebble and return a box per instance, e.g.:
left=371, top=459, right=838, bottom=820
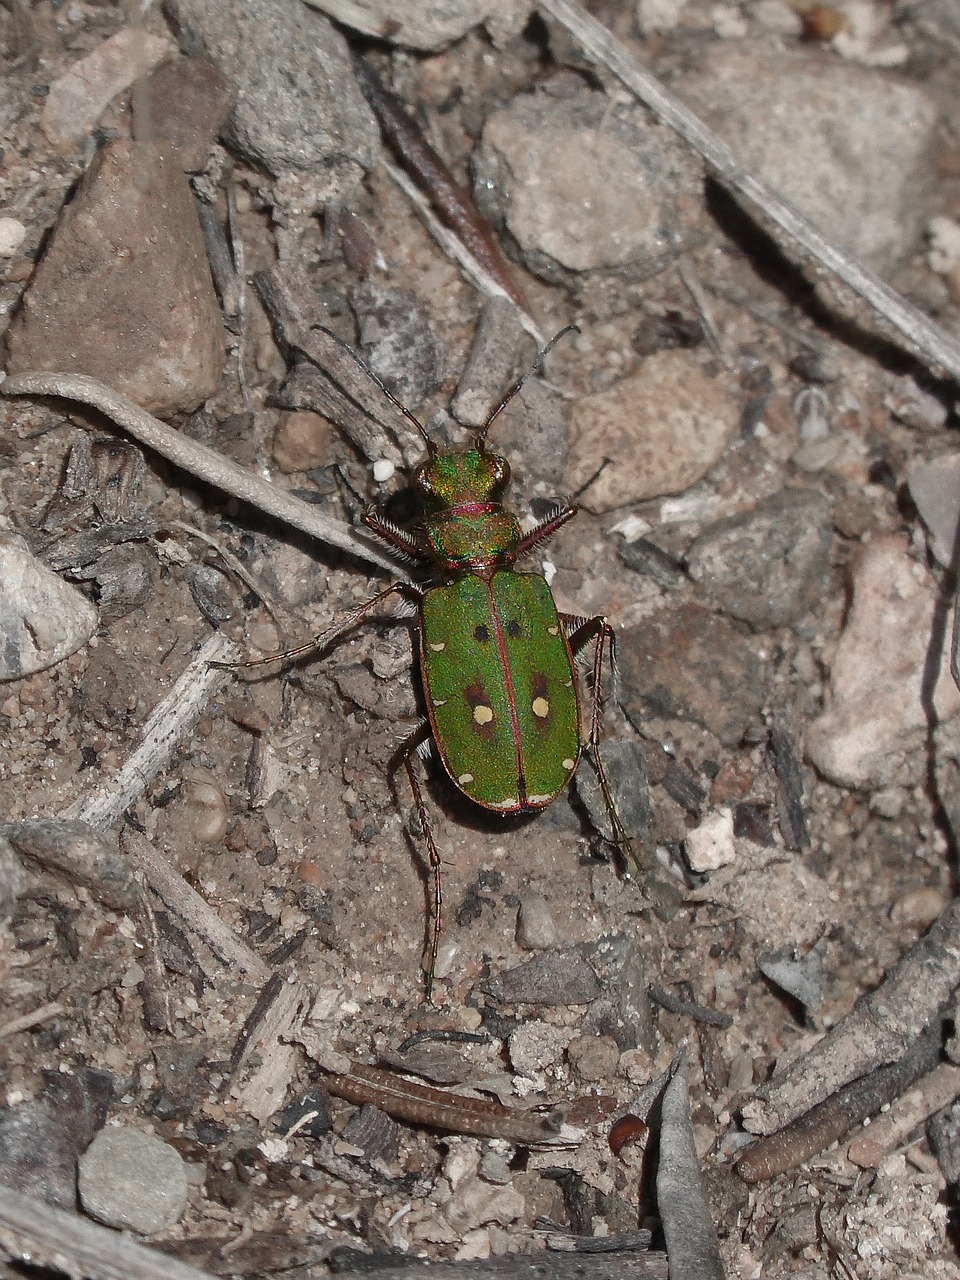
left=0, top=535, right=98, bottom=679
left=373, top=458, right=395, bottom=484
left=565, top=351, right=738, bottom=511
left=272, top=411, right=332, bottom=472
left=847, top=1137, right=885, bottom=1169
left=507, top=1022, right=571, bottom=1075
left=0, top=217, right=27, bottom=257
left=907, top=453, right=960, bottom=568
left=78, top=1127, right=189, bottom=1234
left=566, top=1033, right=619, bottom=1083
left=889, top=886, right=947, bottom=930
left=685, top=807, right=737, bottom=872
left=180, top=776, right=230, bottom=844
left=515, top=892, right=557, bottom=950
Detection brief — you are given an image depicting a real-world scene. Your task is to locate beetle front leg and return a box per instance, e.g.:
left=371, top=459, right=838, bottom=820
left=399, top=728, right=444, bottom=1002
left=562, top=613, right=643, bottom=877
left=213, top=581, right=422, bottom=671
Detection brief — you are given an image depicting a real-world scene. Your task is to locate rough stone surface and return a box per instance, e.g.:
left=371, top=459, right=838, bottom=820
left=132, top=54, right=235, bottom=173
left=272, top=411, right=333, bottom=472
left=0, top=535, right=97, bottom=679
left=166, top=0, right=377, bottom=189
left=685, top=488, right=834, bottom=627
left=805, top=536, right=960, bottom=787
left=619, top=603, right=767, bottom=746
left=78, top=1126, right=189, bottom=1234
left=908, top=453, right=960, bottom=568
left=5, top=140, right=224, bottom=416
left=41, top=28, right=172, bottom=144
left=685, top=807, right=737, bottom=872
left=694, top=845, right=836, bottom=948
left=674, top=45, right=938, bottom=272
left=301, top=0, right=530, bottom=50
left=564, top=351, right=738, bottom=511
left=473, top=88, right=702, bottom=286
left=483, top=948, right=602, bottom=1005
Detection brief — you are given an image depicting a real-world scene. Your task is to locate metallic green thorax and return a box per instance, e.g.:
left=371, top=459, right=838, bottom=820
left=419, top=451, right=521, bottom=568
left=411, top=449, right=581, bottom=814
left=420, top=572, right=581, bottom=812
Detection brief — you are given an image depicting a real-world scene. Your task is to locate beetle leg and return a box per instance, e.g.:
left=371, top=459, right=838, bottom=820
left=364, top=510, right=429, bottom=563
left=516, top=504, right=577, bottom=558
left=400, top=728, right=444, bottom=1002
left=213, top=581, right=422, bottom=671
left=560, top=613, right=642, bottom=877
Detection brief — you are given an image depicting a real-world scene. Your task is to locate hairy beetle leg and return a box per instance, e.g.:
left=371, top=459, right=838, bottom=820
left=562, top=612, right=643, bottom=878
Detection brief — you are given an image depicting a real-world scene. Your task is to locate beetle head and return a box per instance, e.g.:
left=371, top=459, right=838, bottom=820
left=416, top=449, right=511, bottom=510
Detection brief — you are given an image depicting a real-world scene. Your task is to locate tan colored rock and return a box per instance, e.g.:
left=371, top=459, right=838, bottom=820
left=565, top=351, right=738, bottom=511
left=6, top=140, right=224, bottom=415
left=42, top=29, right=172, bottom=145
left=805, top=536, right=960, bottom=788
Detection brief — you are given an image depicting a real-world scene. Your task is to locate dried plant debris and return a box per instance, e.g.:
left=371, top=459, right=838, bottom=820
left=4, top=0, right=960, bottom=1276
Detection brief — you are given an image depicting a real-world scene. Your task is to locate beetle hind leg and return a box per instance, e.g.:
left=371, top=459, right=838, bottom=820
left=394, top=725, right=444, bottom=1002
left=561, top=613, right=643, bottom=879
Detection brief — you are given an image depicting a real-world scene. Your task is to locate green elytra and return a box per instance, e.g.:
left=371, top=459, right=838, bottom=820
left=222, top=325, right=639, bottom=998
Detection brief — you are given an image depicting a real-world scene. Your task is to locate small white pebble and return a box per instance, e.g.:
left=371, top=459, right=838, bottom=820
left=372, top=458, right=395, bottom=484
left=685, top=807, right=737, bottom=872
left=0, top=217, right=26, bottom=257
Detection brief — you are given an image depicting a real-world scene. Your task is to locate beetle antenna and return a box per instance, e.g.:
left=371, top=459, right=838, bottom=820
left=476, top=323, right=579, bottom=450
left=307, top=324, right=436, bottom=458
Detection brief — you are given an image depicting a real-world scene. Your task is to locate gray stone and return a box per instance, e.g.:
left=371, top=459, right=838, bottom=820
left=685, top=488, right=834, bottom=628
left=574, top=737, right=649, bottom=844
left=757, top=943, right=824, bottom=1012
left=166, top=0, right=377, bottom=190
left=675, top=45, right=937, bottom=272
left=6, top=140, right=224, bottom=416
left=908, top=453, right=960, bottom=568
left=79, top=1126, right=189, bottom=1234
left=351, top=283, right=445, bottom=413
left=484, top=948, right=602, bottom=1005
left=564, top=351, right=738, bottom=511
left=805, top=536, right=960, bottom=787
left=302, top=0, right=530, bottom=50
left=515, top=892, right=558, bottom=951
left=0, top=535, right=97, bottom=680
left=618, top=603, right=768, bottom=746
left=473, top=87, right=702, bottom=286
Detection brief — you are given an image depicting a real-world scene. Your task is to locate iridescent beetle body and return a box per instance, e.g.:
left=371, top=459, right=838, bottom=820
left=222, top=327, right=638, bottom=997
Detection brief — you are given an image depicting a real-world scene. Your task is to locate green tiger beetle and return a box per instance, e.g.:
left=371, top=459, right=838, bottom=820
left=224, top=324, right=640, bottom=998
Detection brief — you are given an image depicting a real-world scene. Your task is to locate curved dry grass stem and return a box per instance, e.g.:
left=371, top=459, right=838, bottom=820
left=539, top=0, right=960, bottom=384
left=0, top=371, right=399, bottom=574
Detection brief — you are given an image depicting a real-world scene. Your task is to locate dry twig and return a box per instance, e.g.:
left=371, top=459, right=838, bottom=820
left=736, top=1022, right=944, bottom=1181
left=0, top=372, right=398, bottom=573
left=119, top=825, right=270, bottom=982
left=60, top=631, right=238, bottom=832
left=538, top=0, right=960, bottom=384
left=0, top=1184, right=217, bottom=1280
left=324, top=1062, right=566, bottom=1145
left=742, top=897, right=960, bottom=1135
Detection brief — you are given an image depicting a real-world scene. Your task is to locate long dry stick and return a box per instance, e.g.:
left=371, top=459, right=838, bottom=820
left=538, top=0, right=960, bottom=385
left=742, top=896, right=960, bottom=1135
left=60, top=631, right=238, bottom=832
left=0, top=372, right=398, bottom=573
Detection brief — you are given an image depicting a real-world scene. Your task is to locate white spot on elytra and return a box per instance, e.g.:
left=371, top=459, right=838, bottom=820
left=473, top=704, right=493, bottom=725
left=432, top=698, right=447, bottom=706
left=457, top=772, right=474, bottom=785
left=562, top=757, right=576, bottom=770
left=429, top=641, right=445, bottom=652
left=547, top=625, right=559, bottom=635
left=532, top=696, right=550, bottom=718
